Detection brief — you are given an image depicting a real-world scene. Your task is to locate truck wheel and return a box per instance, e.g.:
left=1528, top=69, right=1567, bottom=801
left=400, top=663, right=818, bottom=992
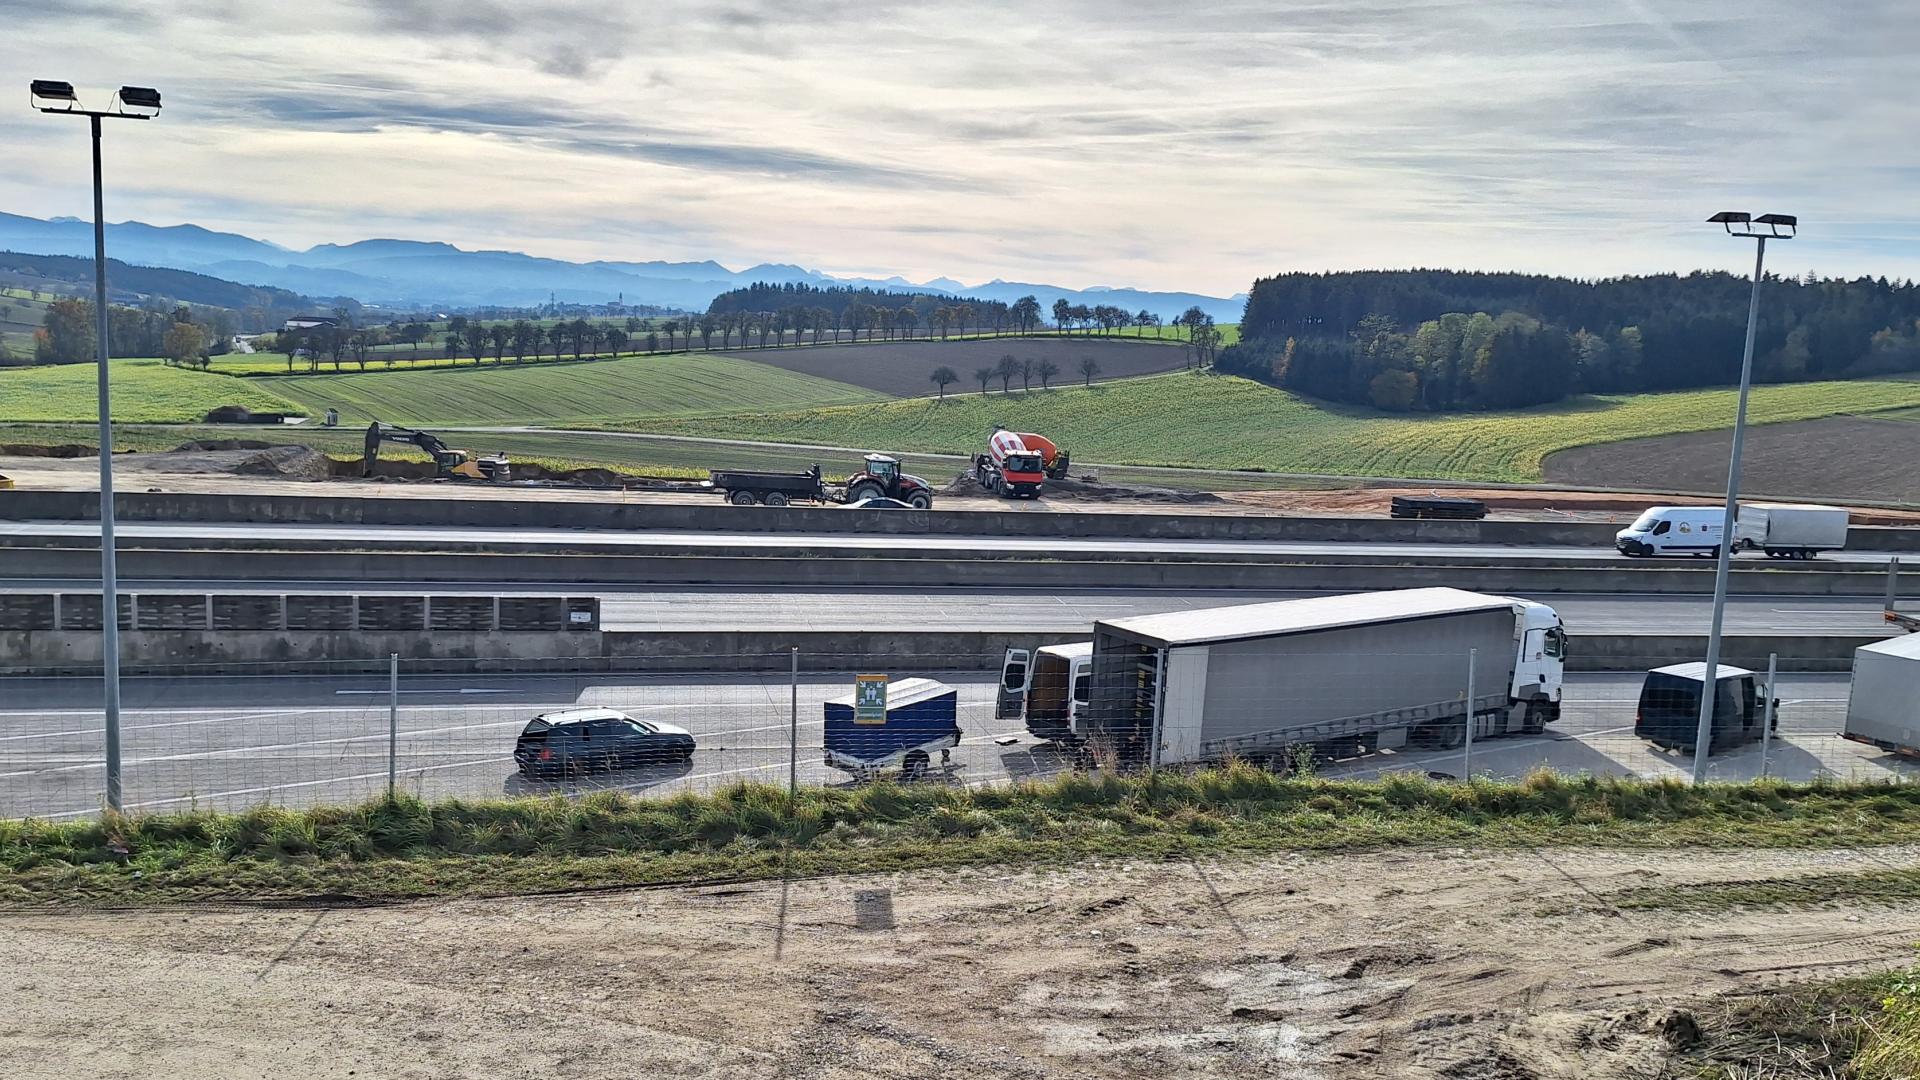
left=1521, top=701, right=1549, bottom=735
left=1430, top=720, right=1467, bottom=750
left=900, top=750, right=930, bottom=781
left=764, top=492, right=790, bottom=506
left=729, top=490, right=758, bottom=506
left=907, top=492, right=932, bottom=509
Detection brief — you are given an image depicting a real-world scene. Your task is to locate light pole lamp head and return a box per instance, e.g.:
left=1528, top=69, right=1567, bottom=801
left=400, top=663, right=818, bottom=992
left=29, top=79, right=78, bottom=112
left=1709, top=211, right=1795, bottom=240
left=111, top=86, right=161, bottom=118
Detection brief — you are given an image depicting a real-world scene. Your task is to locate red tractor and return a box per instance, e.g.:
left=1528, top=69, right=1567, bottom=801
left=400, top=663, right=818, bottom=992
left=846, top=453, right=935, bottom=507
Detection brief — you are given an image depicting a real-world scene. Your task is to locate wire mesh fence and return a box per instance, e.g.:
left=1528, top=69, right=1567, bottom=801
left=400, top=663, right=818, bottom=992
left=1, top=647, right=1913, bottom=820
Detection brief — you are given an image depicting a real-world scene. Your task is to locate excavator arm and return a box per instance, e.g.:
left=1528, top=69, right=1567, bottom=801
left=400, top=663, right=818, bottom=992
left=364, top=422, right=455, bottom=477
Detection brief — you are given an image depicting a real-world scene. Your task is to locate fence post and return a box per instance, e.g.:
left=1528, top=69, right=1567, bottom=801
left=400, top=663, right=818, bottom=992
left=1889, top=557, right=1902, bottom=615
left=1760, top=651, right=1778, bottom=778
left=1462, top=647, right=1477, bottom=780
left=789, top=647, right=799, bottom=798
left=387, top=653, right=399, bottom=801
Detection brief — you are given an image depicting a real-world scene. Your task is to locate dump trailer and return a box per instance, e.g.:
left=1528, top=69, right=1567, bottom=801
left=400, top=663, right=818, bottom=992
left=707, top=465, right=827, bottom=506
left=1081, top=588, right=1566, bottom=769
left=1841, top=634, right=1920, bottom=757
left=1735, top=502, right=1849, bottom=559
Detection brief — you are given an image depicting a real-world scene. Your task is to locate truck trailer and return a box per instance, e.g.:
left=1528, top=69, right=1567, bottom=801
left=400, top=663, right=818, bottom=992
left=1734, top=502, right=1850, bottom=559
left=1840, top=633, right=1920, bottom=757
left=1080, top=588, right=1566, bottom=769
left=823, top=677, right=960, bottom=779
left=707, top=453, right=935, bottom=508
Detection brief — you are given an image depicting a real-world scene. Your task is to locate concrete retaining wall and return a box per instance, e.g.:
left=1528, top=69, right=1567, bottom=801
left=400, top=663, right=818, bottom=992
left=8, top=489, right=1916, bottom=549
left=6, top=547, right=1914, bottom=596
left=0, top=591, right=601, bottom=633
left=1, top=627, right=1887, bottom=676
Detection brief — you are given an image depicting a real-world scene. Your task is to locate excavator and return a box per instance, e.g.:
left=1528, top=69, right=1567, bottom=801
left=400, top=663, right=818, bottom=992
left=363, top=422, right=511, bottom=483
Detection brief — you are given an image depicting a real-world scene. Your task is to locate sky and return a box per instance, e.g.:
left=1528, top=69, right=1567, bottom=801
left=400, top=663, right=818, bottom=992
left=0, top=0, right=1914, bottom=296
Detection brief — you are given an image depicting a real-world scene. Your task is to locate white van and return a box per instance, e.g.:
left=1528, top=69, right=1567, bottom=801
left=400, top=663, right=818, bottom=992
left=997, top=641, right=1093, bottom=743
left=1615, top=506, right=1727, bottom=557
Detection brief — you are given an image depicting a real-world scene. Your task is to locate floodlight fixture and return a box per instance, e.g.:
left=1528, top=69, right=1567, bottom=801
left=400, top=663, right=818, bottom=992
left=112, top=85, right=161, bottom=117
left=29, top=79, right=77, bottom=111
left=1708, top=210, right=1796, bottom=239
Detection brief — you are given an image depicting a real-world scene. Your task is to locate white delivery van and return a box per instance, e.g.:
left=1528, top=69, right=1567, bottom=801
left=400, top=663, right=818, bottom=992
left=1615, top=507, right=1728, bottom=557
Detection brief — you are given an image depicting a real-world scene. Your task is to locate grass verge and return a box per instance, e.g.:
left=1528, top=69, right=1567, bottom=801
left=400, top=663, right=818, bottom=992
left=1681, top=967, right=1920, bottom=1080
left=8, top=770, right=1920, bottom=906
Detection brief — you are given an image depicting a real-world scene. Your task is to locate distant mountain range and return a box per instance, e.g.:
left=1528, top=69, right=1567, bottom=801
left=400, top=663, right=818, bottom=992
left=0, top=211, right=1246, bottom=322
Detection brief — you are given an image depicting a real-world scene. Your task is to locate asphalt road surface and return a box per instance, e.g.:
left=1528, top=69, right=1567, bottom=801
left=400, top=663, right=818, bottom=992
left=2, top=519, right=1908, bottom=564
left=3, top=670, right=1910, bottom=821
left=0, top=579, right=1900, bottom=637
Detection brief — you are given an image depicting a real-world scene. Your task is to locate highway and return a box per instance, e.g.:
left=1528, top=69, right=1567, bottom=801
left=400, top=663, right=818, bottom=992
left=3, top=669, right=1910, bottom=821
left=0, top=578, right=1897, bottom=636
left=1, top=519, right=1908, bottom=564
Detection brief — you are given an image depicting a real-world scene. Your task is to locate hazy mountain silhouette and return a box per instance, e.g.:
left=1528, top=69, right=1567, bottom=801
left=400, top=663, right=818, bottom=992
left=0, top=211, right=1244, bottom=319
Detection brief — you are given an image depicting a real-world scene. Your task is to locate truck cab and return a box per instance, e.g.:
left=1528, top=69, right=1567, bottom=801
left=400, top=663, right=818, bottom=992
left=998, top=642, right=1093, bottom=743
left=1509, top=599, right=1567, bottom=730
left=1616, top=506, right=1726, bottom=557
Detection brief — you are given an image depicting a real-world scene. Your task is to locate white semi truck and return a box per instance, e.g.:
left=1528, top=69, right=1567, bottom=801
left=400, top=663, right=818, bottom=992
left=1070, top=588, right=1565, bottom=769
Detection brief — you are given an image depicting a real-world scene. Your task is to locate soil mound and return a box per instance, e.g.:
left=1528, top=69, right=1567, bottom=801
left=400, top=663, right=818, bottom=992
left=233, top=445, right=334, bottom=481
left=172, top=439, right=274, bottom=452
left=0, top=443, right=95, bottom=458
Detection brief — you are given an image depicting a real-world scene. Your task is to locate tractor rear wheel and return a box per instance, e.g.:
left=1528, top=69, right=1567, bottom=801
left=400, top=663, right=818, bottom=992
left=848, top=483, right=883, bottom=503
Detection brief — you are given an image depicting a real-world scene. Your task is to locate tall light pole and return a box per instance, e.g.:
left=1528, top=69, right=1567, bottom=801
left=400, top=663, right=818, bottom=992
left=29, top=80, right=162, bottom=812
left=1691, top=211, right=1795, bottom=784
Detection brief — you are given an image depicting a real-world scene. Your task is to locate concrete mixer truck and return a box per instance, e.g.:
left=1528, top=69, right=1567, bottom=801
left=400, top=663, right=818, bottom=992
left=972, top=427, right=1068, bottom=498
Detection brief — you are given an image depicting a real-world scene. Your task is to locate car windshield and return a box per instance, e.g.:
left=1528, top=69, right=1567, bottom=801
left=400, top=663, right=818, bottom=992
left=1629, top=511, right=1663, bottom=532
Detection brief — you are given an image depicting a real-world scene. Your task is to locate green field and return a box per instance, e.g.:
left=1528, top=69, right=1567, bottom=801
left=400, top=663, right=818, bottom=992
left=623, top=370, right=1920, bottom=484
left=0, top=358, right=307, bottom=423
left=0, top=287, right=55, bottom=354
left=253, top=352, right=885, bottom=426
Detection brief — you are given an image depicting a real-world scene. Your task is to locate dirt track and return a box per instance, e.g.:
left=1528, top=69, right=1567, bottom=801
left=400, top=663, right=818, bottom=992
left=4, top=846, right=1917, bottom=1079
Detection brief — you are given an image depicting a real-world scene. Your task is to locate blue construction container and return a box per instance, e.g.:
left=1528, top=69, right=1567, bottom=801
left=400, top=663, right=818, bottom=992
left=823, top=678, right=960, bottom=779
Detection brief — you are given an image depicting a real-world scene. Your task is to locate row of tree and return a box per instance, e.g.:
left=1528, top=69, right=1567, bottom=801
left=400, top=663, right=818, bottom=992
left=926, top=355, right=1108, bottom=398
left=1232, top=269, right=1920, bottom=408
left=32, top=298, right=227, bottom=368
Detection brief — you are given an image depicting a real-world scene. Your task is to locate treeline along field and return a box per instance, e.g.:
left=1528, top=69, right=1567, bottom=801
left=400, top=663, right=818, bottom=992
left=1226, top=268, right=1920, bottom=412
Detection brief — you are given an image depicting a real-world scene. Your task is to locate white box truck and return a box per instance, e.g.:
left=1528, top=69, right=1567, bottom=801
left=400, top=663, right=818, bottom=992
left=1840, top=633, right=1920, bottom=757
left=1734, top=502, right=1850, bottom=559
left=1081, top=588, right=1566, bottom=769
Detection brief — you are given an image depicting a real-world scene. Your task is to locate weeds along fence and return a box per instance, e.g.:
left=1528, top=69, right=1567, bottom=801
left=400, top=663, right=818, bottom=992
left=0, top=649, right=1909, bottom=820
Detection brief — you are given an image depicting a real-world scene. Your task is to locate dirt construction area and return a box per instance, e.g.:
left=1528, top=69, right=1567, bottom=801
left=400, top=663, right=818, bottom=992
left=5, top=845, right=1918, bottom=1079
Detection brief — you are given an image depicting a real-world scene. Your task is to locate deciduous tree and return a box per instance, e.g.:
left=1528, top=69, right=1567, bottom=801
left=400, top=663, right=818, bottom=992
left=930, top=365, right=958, bottom=399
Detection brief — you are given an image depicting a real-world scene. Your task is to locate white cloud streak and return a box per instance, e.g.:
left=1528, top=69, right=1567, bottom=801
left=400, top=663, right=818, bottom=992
left=0, top=0, right=1914, bottom=294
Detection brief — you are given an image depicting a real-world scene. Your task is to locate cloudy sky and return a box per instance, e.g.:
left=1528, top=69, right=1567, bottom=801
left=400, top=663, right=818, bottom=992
left=0, top=0, right=1913, bottom=295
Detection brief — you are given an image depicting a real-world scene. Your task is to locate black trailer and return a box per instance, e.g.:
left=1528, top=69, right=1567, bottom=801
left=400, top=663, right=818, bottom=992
left=708, top=465, right=827, bottom=506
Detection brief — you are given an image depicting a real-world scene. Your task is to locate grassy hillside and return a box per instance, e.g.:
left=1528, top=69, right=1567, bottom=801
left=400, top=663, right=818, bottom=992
left=0, top=358, right=307, bottom=423
left=0, top=287, right=53, bottom=354
left=624, top=370, right=1920, bottom=483
left=256, top=352, right=885, bottom=426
